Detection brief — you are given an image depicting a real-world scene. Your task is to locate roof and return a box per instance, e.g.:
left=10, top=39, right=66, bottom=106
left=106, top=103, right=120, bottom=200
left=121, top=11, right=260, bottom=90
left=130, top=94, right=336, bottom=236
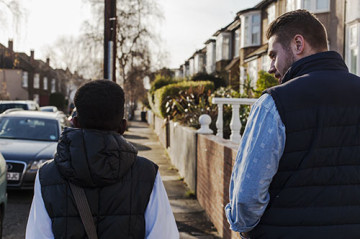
left=225, top=57, right=240, bottom=71
left=204, top=39, right=216, bottom=45
left=1, top=110, right=60, bottom=120
left=244, top=44, right=268, bottom=61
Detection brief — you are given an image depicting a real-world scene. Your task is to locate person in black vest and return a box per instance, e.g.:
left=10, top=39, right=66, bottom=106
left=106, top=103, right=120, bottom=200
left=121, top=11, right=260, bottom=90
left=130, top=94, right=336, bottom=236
left=225, top=9, right=360, bottom=239
left=26, top=80, right=179, bottom=238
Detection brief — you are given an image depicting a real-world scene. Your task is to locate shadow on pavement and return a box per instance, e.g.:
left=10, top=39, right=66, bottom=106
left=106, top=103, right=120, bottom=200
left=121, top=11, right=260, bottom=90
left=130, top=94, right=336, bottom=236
left=123, top=134, right=149, bottom=140
left=128, top=141, right=152, bottom=151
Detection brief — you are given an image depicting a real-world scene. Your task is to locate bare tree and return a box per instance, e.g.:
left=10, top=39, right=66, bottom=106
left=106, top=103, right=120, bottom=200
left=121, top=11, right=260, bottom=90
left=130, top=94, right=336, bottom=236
left=0, top=0, right=26, bottom=38
left=80, top=0, right=163, bottom=117
left=44, top=36, right=102, bottom=80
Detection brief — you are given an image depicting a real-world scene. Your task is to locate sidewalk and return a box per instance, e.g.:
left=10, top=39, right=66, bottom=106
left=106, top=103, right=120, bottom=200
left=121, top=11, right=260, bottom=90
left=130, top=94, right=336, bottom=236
left=125, top=114, right=220, bottom=238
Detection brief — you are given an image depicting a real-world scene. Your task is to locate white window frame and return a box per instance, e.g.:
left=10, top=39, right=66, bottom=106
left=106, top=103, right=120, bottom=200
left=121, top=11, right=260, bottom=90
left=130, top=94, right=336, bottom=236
left=206, top=41, right=216, bottom=74
left=240, top=11, right=261, bottom=48
left=302, top=0, right=330, bottom=13
left=22, top=71, right=28, bottom=88
left=261, top=54, right=271, bottom=72
left=248, top=59, right=258, bottom=89
left=346, top=23, right=359, bottom=75
left=34, top=73, right=40, bottom=89
left=43, top=77, right=48, bottom=90
left=189, top=58, right=194, bottom=76
left=51, top=79, right=56, bottom=93
left=234, top=29, right=240, bottom=58
left=216, top=32, right=232, bottom=61
left=267, top=3, right=276, bottom=25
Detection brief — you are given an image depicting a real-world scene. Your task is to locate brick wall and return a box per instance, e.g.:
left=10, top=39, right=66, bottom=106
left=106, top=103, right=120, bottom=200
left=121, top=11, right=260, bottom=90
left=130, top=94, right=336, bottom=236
left=197, top=134, right=241, bottom=239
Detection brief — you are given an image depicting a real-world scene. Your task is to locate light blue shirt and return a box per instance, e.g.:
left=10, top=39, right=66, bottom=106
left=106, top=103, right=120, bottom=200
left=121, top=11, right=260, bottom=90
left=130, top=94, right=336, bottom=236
left=26, top=171, right=179, bottom=239
left=225, top=93, right=286, bottom=233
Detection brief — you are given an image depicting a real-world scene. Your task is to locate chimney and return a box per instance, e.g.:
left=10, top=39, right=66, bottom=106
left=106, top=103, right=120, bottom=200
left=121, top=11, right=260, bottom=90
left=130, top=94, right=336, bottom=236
left=46, top=57, right=50, bottom=65
left=8, top=40, right=13, bottom=51
left=30, top=50, right=34, bottom=60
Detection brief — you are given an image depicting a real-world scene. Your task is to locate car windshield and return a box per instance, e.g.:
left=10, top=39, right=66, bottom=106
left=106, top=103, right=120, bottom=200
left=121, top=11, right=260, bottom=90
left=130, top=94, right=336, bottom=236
left=0, top=117, right=59, bottom=141
left=0, top=103, right=27, bottom=113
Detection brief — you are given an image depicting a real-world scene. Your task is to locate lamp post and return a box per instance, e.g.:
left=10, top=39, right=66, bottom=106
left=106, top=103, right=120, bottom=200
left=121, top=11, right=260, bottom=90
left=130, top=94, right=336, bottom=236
left=104, top=0, right=116, bottom=82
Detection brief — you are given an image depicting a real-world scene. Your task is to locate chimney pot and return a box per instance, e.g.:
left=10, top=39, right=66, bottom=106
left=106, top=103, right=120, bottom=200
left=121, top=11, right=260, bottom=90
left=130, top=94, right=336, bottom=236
left=46, top=57, right=50, bottom=65
left=30, top=50, right=34, bottom=60
left=8, top=40, right=13, bottom=51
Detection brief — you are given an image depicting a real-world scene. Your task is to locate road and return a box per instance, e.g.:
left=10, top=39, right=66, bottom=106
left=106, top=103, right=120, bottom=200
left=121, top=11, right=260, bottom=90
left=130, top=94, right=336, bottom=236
left=3, top=190, right=33, bottom=239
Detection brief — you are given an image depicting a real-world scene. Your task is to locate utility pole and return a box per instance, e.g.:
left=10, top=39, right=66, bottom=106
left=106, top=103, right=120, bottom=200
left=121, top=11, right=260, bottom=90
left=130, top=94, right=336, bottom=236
left=104, top=0, right=116, bottom=82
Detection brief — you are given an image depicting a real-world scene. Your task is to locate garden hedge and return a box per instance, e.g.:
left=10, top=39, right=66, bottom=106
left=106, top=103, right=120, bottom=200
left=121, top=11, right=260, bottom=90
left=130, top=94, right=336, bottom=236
left=153, top=81, right=214, bottom=118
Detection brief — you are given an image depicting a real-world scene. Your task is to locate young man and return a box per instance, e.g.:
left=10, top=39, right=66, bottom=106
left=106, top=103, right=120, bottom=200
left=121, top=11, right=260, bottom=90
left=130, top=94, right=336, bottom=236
left=226, top=10, right=360, bottom=238
left=26, top=80, right=179, bottom=238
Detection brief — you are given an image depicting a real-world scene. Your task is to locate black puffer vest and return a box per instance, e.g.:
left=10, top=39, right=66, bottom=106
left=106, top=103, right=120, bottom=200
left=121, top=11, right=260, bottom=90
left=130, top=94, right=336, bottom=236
left=250, top=51, right=360, bottom=238
left=39, top=128, right=158, bottom=239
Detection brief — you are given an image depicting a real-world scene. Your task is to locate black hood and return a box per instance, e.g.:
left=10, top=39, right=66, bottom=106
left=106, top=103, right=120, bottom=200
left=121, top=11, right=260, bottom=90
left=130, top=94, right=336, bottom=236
left=54, top=127, right=138, bottom=187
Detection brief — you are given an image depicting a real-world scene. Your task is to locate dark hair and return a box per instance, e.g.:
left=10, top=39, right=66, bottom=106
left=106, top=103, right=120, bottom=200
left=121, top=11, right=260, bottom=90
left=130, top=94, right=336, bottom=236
left=74, top=80, right=125, bottom=131
left=266, top=9, right=328, bottom=51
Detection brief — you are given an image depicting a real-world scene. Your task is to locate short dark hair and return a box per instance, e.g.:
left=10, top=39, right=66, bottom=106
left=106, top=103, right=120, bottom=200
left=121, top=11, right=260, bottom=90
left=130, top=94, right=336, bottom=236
left=266, top=9, right=328, bottom=51
left=74, top=80, right=125, bottom=131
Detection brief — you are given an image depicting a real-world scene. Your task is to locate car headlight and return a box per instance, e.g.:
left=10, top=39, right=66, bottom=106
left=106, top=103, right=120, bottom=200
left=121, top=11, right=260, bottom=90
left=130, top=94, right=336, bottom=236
left=29, top=159, right=50, bottom=171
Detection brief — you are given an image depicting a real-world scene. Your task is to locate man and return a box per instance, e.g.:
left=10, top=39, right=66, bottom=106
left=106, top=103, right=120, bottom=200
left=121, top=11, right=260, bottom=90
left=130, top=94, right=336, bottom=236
left=225, top=10, right=360, bottom=238
left=26, top=80, right=179, bottom=238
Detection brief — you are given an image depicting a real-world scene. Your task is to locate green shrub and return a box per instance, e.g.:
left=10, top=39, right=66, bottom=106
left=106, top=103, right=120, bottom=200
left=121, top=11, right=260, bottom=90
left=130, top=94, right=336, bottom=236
left=149, top=74, right=177, bottom=94
left=254, top=70, right=279, bottom=97
left=164, top=84, right=216, bottom=128
left=191, top=72, right=226, bottom=89
left=154, top=81, right=214, bottom=118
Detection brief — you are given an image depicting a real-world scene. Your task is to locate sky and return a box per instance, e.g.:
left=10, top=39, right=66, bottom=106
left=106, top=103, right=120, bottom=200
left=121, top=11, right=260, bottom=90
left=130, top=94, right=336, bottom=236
left=0, top=0, right=259, bottom=70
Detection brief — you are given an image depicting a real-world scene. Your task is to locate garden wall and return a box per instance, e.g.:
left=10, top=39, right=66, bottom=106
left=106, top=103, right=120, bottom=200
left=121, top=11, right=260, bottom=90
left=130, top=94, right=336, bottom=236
left=150, top=113, right=241, bottom=238
left=168, top=121, right=197, bottom=191
left=197, top=134, right=240, bottom=239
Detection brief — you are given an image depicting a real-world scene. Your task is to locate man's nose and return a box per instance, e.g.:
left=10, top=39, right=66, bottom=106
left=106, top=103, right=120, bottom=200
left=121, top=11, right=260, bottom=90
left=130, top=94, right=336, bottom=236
left=268, top=64, right=276, bottom=74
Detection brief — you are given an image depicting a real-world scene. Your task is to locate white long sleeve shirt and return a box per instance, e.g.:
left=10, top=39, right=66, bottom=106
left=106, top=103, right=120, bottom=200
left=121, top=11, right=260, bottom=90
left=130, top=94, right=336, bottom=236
left=26, top=171, right=179, bottom=239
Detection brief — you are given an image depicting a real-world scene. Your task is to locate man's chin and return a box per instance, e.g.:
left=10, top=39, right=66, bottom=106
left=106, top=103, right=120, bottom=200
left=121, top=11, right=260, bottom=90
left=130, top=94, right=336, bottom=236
left=275, top=74, right=282, bottom=83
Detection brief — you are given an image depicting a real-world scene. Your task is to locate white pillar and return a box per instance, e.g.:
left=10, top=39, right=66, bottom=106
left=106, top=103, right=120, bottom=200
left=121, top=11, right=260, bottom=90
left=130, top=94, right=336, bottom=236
left=216, top=103, right=224, bottom=138
left=229, top=103, right=242, bottom=142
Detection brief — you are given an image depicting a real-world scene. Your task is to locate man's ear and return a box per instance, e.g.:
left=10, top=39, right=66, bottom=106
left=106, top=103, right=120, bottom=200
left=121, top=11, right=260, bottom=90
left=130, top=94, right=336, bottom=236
left=292, top=34, right=305, bottom=55
left=118, top=119, right=127, bottom=135
left=73, top=116, right=81, bottom=128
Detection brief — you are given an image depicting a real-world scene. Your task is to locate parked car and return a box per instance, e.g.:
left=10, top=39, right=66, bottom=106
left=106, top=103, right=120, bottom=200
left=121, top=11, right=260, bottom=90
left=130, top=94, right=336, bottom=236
left=0, top=152, right=7, bottom=237
left=0, top=100, right=39, bottom=114
left=40, top=106, right=58, bottom=113
left=0, top=111, right=70, bottom=189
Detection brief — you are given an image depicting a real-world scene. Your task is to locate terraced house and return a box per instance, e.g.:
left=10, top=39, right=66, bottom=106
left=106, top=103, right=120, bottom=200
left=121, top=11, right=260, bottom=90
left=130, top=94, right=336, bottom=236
left=175, top=0, right=359, bottom=93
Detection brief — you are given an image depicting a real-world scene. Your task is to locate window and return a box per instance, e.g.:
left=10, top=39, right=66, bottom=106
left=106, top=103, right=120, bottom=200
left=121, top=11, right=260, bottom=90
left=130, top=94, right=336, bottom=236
left=286, top=0, right=298, bottom=11
left=34, top=73, right=40, bottom=89
left=43, top=77, right=48, bottom=90
left=234, top=29, right=240, bottom=58
left=347, top=24, right=359, bottom=75
left=267, top=4, right=276, bottom=25
left=51, top=79, right=56, bottom=93
left=22, top=71, right=28, bottom=88
left=189, top=58, right=194, bottom=76
left=302, top=0, right=330, bottom=13
left=216, top=32, right=231, bottom=61
left=262, top=55, right=270, bottom=71
left=248, top=60, right=258, bottom=89
left=241, top=11, right=261, bottom=48
left=206, top=41, right=216, bottom=74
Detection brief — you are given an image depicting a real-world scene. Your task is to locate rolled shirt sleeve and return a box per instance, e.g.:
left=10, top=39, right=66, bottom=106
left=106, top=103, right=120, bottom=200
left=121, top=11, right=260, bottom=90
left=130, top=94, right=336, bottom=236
left=225, top=93, right=286, bottom=232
